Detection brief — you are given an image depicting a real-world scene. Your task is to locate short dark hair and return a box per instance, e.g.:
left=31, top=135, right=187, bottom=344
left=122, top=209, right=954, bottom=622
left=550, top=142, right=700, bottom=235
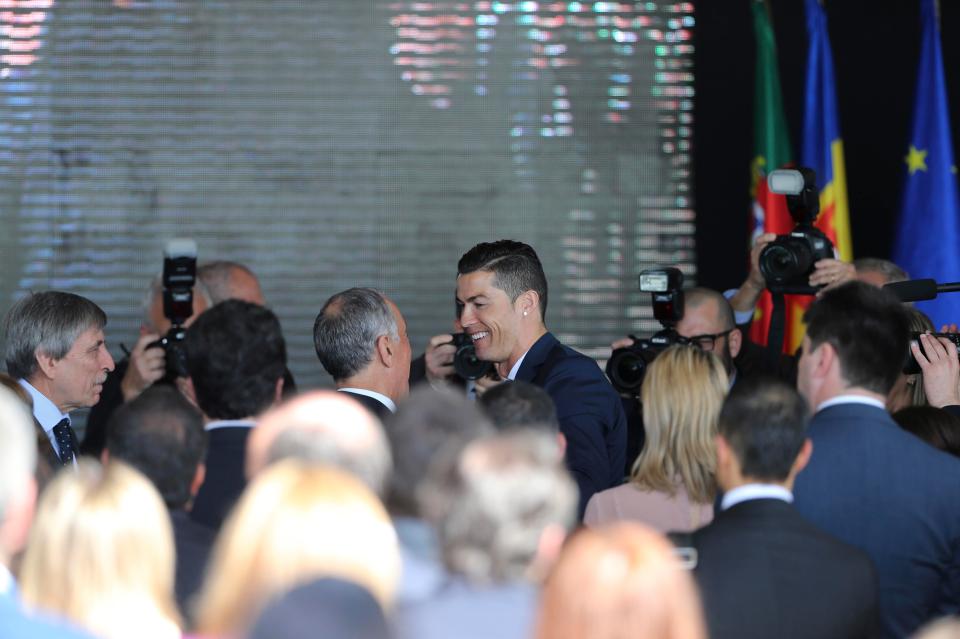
left=313, top=288, right=397, bottom=381
left=384, top=385, right=493, bottom=517
left=804, top=281, right=911, bottom=395
left=718, top=378, right=809, bottom=482
left=479, top=380, right=558, bottom=433
left=105, top=385, right=206, bottom=509
left=683, top=287, right=735, bottom=331
left=4, top=291, right=107, bottom=379
left=184, top=300, right=287, bottom=420
left=457, top=240, right=548, bottom=320
left=892, top=405, right=960, bottom=459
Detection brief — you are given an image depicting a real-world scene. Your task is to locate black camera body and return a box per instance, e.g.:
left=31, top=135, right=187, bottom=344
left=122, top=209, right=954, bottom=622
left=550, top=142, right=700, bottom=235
left=606, top=267, right=685, bottom=395
left=758, top=168, right=835, bottom=295
left=904, top=332, right=960, bottom=375
left=149, top=239, right=197, bottom=382
left=450, top=332, right=493, bottom=380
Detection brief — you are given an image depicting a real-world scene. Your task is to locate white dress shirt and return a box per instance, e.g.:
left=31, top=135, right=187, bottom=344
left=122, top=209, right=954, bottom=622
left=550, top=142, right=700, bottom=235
left=18, top=379, right=70, bottom=458
left=720, top=483, right=793, bottom=511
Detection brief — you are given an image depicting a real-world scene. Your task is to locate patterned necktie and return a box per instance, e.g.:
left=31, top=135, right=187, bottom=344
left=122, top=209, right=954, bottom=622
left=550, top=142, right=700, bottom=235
left=52, top=418, right=76, bottom=466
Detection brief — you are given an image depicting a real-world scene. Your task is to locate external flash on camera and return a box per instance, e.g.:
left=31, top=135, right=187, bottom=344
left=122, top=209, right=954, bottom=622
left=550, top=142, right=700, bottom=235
left=767, top=169, right=806, bottom=195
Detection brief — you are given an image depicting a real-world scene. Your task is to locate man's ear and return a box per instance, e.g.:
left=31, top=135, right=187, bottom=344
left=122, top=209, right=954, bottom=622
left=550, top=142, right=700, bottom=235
left=176, top=376, right=198, bottom=408
left=517, top=290, right=539, bottom=318
left=190, top=463, right=206, bottom=500
left=714, top=433, right=731, bottom=468
left=273, top=377, right=284, bottom=404
left=728, top=327, right=743, bottom=359
left=811, top=341, right=837, bottom=380
left=34, top=350, right=58, bottom=380
left=792, top=438, right=813, bottom=476
left=375, top=334, right=394, bottom=367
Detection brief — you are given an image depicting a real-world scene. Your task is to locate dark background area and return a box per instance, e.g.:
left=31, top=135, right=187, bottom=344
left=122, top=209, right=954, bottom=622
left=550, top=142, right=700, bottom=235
left=694, top=0, right=960, bottom=290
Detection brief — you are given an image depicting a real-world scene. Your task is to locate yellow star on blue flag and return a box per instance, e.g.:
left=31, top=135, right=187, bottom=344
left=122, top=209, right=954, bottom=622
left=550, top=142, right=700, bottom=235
left=905, top=145, right=928, bottom=174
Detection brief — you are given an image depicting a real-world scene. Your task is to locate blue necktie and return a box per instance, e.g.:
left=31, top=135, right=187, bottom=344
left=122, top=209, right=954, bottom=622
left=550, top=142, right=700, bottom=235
left=52, top=418, right=76, bottom=466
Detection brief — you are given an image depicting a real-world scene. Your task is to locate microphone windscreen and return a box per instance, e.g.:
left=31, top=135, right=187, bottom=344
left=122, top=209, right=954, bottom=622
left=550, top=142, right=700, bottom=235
left=884, top=278, right=938, bottom=302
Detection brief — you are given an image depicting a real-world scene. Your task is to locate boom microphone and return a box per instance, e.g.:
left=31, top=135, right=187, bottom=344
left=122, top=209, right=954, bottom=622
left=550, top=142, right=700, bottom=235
left=884, top=278, right=960, bottom=302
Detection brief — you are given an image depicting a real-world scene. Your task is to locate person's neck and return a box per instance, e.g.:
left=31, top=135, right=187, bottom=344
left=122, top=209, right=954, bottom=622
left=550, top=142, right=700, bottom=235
left=25, top=376, right=69, bottom=414
left=504, top=326, right=548, bottom=373
left=721, top=475, right=793, bottom=493
left=336, top=370, right=397, bottom=402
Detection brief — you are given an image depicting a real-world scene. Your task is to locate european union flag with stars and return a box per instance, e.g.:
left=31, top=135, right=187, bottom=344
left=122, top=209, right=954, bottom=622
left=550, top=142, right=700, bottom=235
left=894, top=0, right=960, bottom=326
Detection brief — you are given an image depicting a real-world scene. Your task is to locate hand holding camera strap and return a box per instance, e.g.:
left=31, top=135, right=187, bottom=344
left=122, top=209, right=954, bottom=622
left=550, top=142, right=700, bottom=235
left=765, top=290, right=787, bottom=372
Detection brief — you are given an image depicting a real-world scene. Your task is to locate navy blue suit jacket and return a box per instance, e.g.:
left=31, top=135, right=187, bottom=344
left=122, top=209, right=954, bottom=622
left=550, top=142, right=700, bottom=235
left=515, top=332, right=627, bottom=516
left=692, top=498, right=878, bottom=639
left=793, top=402, right=960, bottom=638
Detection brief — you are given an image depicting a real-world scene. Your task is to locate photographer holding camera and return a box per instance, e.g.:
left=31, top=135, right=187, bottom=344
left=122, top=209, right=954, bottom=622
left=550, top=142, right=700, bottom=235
left=410, top=318, right=503, bottom=397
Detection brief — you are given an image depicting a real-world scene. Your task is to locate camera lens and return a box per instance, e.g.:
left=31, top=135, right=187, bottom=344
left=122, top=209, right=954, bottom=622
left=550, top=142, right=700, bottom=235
left=454, top=343, right=493, bottom=380
left=759, top=240, right=814, bottom=284
left=606, top=348, right=654, bottom=394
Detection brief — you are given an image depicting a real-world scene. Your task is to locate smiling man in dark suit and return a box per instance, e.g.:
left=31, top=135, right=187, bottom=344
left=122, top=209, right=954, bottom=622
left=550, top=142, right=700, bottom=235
left=455, top=240, right=626, bottom=516
left=313, top=287, right=412, bottom=420
left=692, top=377, right=878, bottom=639
left=4, top=291, right=115, bottom=472
left=792, top=281, right=960, bottom=638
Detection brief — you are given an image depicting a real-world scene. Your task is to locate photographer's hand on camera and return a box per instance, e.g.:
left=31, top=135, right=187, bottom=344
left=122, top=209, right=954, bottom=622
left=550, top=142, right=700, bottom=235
left=424, top=333, right=457, bottom=385
left=473, top=369, right=503, bottom=397
left=729, top=232, right=776, bottom=314
left=809, top=258, right=856, bottom=295
left=120, top=332, right=167, bottom=402
left=913, top=332, right=960, bottom=408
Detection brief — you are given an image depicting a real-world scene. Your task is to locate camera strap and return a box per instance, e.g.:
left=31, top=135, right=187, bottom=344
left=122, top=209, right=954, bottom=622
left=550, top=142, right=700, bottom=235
left=765, top=290, right=787, bottom=372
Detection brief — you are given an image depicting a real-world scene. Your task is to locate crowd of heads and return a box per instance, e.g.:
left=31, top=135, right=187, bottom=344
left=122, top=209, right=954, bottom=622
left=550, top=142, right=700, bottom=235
left=1, top=242, right=959, bottom=639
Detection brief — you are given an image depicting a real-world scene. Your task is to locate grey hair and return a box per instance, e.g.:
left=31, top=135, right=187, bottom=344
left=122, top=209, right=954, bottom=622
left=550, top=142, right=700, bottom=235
left=313, top=288, right=398, bottom=381
left=0, top=386, right=38, bottom=525
left=853, top=258, right=909, bottom=284
left=198, top=260, right=258, bottom=304
left=4, top=291, right=107, bottom=380
left=141, top=274, right=212, bottom=328
left=419, top=429, right=577, bottom=584
left=265, top=426, right=393, bottom=498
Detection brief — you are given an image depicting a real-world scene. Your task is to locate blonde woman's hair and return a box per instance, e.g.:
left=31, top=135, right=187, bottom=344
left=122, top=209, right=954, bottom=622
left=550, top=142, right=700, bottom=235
left=194, top=461, right=400, bottom=637
left=631, top=345, right=728, bottom=503
left=535, top=523, right=706, bottom=639
left=19, top=460, right=180, bottom=639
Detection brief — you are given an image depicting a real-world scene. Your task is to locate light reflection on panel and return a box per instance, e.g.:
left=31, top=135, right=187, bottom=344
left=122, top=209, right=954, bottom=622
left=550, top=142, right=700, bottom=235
left=0, top=0, right=695, bottom=400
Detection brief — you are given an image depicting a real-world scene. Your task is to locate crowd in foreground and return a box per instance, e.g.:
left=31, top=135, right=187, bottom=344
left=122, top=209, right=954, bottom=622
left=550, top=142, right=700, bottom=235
left=1, top=240, right=960, bottom=639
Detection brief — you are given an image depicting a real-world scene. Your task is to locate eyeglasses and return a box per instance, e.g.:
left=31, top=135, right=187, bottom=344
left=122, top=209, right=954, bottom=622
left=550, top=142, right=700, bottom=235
left=681, top=328, right=734, bottom=351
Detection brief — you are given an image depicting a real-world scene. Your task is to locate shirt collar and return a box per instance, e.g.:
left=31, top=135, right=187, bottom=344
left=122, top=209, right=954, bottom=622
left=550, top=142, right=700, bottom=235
left=507, top=350, right=530, bottom=381
left=18, top=379, right=69, bottom=433
left=204, top=419, right=256, bottom=432
left=338, top=388, right=396, bottom=413
left=721, top=483, right=793, bottom=511
left=816, top=394, right=886, bottom=413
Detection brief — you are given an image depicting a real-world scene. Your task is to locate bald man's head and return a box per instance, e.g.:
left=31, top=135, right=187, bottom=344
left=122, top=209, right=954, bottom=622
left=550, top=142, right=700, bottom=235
left=246, top=391, right=392, bottom=496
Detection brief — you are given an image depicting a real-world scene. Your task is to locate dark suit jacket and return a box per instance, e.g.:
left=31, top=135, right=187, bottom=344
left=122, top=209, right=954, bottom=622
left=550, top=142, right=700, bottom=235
left=793, top=402, right=960, bottom=638
left=339, top=389, right=393, bottom=421
left=171, top=509, right=216, bottom=621
left=190, top=424, right=253, bottom=531
left=515, top=332, right=627, bottom=516
left=692, top=497, right=878, bottom=639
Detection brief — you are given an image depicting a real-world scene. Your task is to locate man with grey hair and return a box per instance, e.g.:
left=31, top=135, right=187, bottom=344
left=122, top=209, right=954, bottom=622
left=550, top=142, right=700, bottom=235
left=245, top=390, right=392, bottom=497
left=0, top=386, right=92, bottom=637
left=4, top=291, right=115, bottom=469
left=313, top=287, right=412, bottom=418
left=399, top=429, right=577, bottom=639
left=198, top=260, right=266, bottom=305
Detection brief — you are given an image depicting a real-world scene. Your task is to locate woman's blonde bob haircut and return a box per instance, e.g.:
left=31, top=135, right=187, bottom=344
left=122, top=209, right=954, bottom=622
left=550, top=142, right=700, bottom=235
left=194, top=461, right=400, bottom=636
left=535, top=522, right=706, bottom=639
left=20, top=460, right=180, bottom=639
left=631, top=344, right=728, bottom=503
